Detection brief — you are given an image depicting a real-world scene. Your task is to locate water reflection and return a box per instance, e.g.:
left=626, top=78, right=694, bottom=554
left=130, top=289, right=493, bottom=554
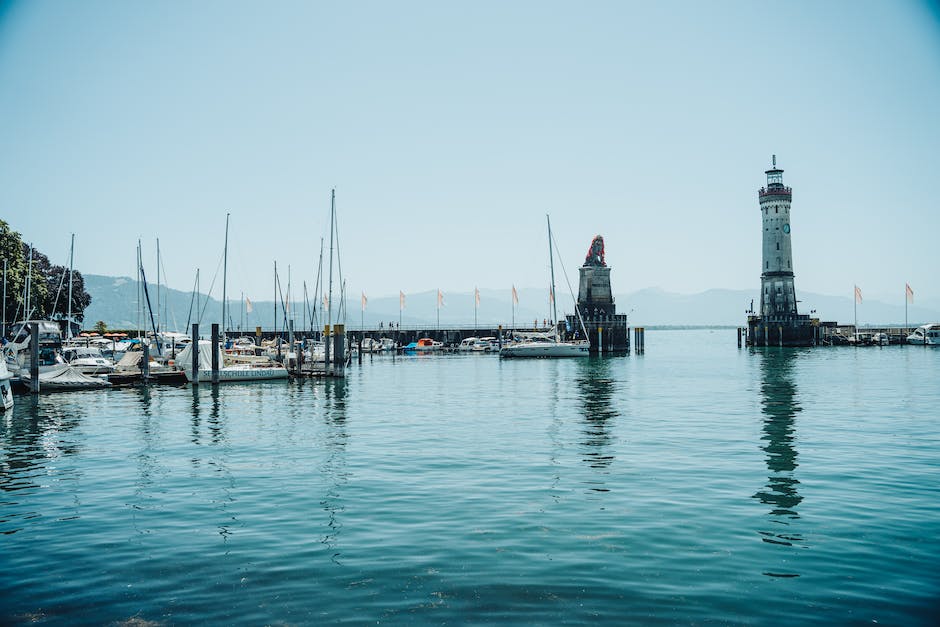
left=320, top=378, right=349, bottom=563
left=0, top=395, right=86, bottom=534
left=574, top=357, right=620, bottom=472
left=753, top=349, right=807, bottom=576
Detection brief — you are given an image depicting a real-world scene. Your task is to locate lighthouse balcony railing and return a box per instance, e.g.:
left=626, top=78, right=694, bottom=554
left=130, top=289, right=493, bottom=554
left=759, top=186, right=792, bottom=197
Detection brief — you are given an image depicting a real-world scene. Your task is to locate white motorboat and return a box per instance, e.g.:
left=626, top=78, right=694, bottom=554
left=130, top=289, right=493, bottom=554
left=458, top=337, right=481, bottom=351
left=0, top=359, right=14, bottom=411
left=500, top=215, right=590, bottom=359
left=63, top=346, right=115, bottom=375
left=871, top=332, right=889, bottom=346
left=377, top=337, right=396, bottom=352
left=906, top=324, right=940, bottom=346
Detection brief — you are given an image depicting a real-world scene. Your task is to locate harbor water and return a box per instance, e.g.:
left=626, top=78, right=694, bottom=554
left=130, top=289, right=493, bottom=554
left=1, top=329, right=938, bottom=624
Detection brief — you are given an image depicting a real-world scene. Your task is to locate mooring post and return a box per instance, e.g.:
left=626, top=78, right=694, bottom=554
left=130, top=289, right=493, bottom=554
left=141, top=342, right=150, bottom=382
left=597, top=326, right=603, bottom=353
left=764, top=325, right=769, bottom=347
left=778, top=325, right=783, bottom=347
left=358, top=335, right=363, bottom=365
left=288, top=320, right=294, bottom=370
left=497, top=325, right=503, bottom=350
left=30, top=322, right=39, bottom=394
left=211, top=323, right=220, bottom=385
left=191, top=323, right=200, bottom=385
left=737, top=327, right=742, bottom=348
left=324, top=324, right=331, bottom=375
left=333, top=324, right=346, bottom=378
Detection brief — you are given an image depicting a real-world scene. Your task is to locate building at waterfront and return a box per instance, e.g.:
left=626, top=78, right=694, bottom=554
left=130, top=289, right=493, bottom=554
left=747, top=157, right=818, bottom=346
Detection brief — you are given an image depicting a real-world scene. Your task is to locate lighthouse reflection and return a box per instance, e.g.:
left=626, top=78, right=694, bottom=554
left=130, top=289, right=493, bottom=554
left=575, top=357, right=619, bottom=470
left=753, top=349, right=807, bottom=573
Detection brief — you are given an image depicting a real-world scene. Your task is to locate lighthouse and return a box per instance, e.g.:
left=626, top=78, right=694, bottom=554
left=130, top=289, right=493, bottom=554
left=747, top=156, right=817, bottom=346
left=759, top=156, right=797, bottom=317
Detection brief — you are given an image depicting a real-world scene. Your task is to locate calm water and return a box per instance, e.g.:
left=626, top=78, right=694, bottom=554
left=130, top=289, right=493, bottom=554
left=2, top=330, right=939, bottom=625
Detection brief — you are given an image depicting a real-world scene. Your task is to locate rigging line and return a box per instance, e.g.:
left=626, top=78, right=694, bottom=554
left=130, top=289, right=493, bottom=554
left=49, top=239, right=71, bottom=317
left=550, top=229, right=589, bottom=337
left=184, top=270, right=199, bottom=332
left=159, top=250, right=178, bottom=332
left=334, top=209, right=346, bottom=323
left=197, top=250, right=225, bottom=325
left=274, top=266, right=289, bottom=333
left=50, top=265, right=67, bottom=318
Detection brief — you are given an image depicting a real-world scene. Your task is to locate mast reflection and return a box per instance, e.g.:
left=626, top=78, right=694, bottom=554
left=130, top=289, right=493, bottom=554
left=320, top=378, right=349, bottom=564
left=575, top=357, right=619, bottom=471
left=753, top=349, right=806, bottom=575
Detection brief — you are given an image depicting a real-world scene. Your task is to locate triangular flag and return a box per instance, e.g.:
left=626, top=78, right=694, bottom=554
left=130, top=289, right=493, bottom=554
left=549, top=286, right=555, bottom=305
left=322, top=293, right=329, bottom=309
left=245, top=296, right=253, bottom=313
left=512, top=285, right=519, bottom=305
left=400, top=290, right=406, bottom=310
left=906, top=283, right=914, bottom=304
left=361, top=291, right=367, bottom=312
left=475, top=287, right=480, bottom=307
left=854, top=285, right=863, bottom=304
left=437, top=288, right=444, bottom=308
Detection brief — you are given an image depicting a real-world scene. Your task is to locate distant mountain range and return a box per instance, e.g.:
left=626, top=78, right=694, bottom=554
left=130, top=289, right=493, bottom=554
left=81, top=274, right=940, bottom=330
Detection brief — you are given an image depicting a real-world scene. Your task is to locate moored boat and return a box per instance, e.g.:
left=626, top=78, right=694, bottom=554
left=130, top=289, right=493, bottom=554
left=0, top=359, right=13, bottom=411
left=906, top=323, right=940, bottom=345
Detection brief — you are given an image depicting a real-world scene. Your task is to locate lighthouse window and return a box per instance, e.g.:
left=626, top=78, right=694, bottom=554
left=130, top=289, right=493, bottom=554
left=776, top=242, right=780, bottom=250
left=775, top=207, right=778, bottom=214
left=766, top=261, right=769, bottom=269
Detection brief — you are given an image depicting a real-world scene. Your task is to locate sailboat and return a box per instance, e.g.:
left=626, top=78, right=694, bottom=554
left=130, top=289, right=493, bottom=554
left=180, top=214, right=288, bottom=383
left=500, top=215, right=590, bottom=358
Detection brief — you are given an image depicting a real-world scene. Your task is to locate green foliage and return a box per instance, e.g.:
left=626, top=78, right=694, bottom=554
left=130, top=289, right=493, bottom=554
left=94, top=320, right=107, bottom=334
left=1, top=220, right=93, bottom=326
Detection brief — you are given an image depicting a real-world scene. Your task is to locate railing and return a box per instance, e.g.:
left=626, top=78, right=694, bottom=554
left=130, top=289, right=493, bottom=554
left=759, top=186, right=792, bottom=197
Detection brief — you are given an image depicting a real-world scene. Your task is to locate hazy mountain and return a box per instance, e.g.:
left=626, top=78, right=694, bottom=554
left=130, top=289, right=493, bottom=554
left=81, top=274, right=940, bottom=330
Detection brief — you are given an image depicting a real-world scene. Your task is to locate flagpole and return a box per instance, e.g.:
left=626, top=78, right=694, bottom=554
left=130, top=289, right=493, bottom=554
left=437, top=288, right=440, bottom=331
left=474, top=287, right=478, bottom=329
left=854, top=285, right=858, bottom=338
left=905, top=284, right=908, bottom=331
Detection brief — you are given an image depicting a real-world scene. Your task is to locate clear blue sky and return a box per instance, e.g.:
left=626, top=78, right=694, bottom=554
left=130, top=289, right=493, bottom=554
left=1, top=1, right=938, bottom=308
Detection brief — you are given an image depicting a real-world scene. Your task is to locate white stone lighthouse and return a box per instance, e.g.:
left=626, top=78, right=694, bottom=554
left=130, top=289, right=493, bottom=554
left=759, top=156, right=798, bottom=318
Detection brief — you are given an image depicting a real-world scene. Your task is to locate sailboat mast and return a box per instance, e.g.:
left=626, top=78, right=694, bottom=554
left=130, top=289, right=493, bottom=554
left=222, top=212, right=230, bottom=338
left=156, top=237, right=161, bottom=335
left=136, top=241, right=141, bottom=339
left=327, top=189, right=335, bottom=331
left=66, top=233, right=74, bottom=340
left=547, top=215, right=558, bottom=333
left=2, top=258, right=7, bottom=337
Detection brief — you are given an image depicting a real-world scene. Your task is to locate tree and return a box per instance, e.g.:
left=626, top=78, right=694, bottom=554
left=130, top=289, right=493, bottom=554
left=0, top=219, right=93, bottom=327
left=94, top=320, right=107, bottom=334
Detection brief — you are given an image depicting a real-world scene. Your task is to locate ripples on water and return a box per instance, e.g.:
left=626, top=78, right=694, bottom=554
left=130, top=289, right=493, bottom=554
left=1, top=330, right=939, bottom=624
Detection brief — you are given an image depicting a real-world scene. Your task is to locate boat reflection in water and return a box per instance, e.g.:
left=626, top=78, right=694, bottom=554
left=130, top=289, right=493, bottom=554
left=574, top=357, right=620, bottom=473
left=753, top=348, right=808, bottom=578
left=319, top=378, right=349, bottom=564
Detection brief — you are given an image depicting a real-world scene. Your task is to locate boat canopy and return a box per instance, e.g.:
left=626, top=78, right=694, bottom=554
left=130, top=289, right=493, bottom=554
left=174, top=340, right=225, bottom=376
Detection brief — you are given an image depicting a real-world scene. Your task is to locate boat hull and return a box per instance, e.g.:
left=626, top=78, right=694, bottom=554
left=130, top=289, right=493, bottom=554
left=499, top=342, right=590, bottom=358
left=185, top=366, right=289, bottom=383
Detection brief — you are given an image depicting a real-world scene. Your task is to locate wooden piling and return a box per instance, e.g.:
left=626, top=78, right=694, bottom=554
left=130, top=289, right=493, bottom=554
left=737, top=327, right=742, bottom=348
left=191, top=323, right=199, bottom=385
left=211, top=323, right=220, bottom=385
left=142, top=343, right=150, bottom=382
left=324, top=324, right=331, bottom=376
left=30, top=322, right=39, bottom=394
left=333, top=324, right=345, bottom=378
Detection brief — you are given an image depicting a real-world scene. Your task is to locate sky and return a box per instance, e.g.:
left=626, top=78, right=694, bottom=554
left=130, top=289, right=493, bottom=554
left=1, top=1, right=939, bottom=309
